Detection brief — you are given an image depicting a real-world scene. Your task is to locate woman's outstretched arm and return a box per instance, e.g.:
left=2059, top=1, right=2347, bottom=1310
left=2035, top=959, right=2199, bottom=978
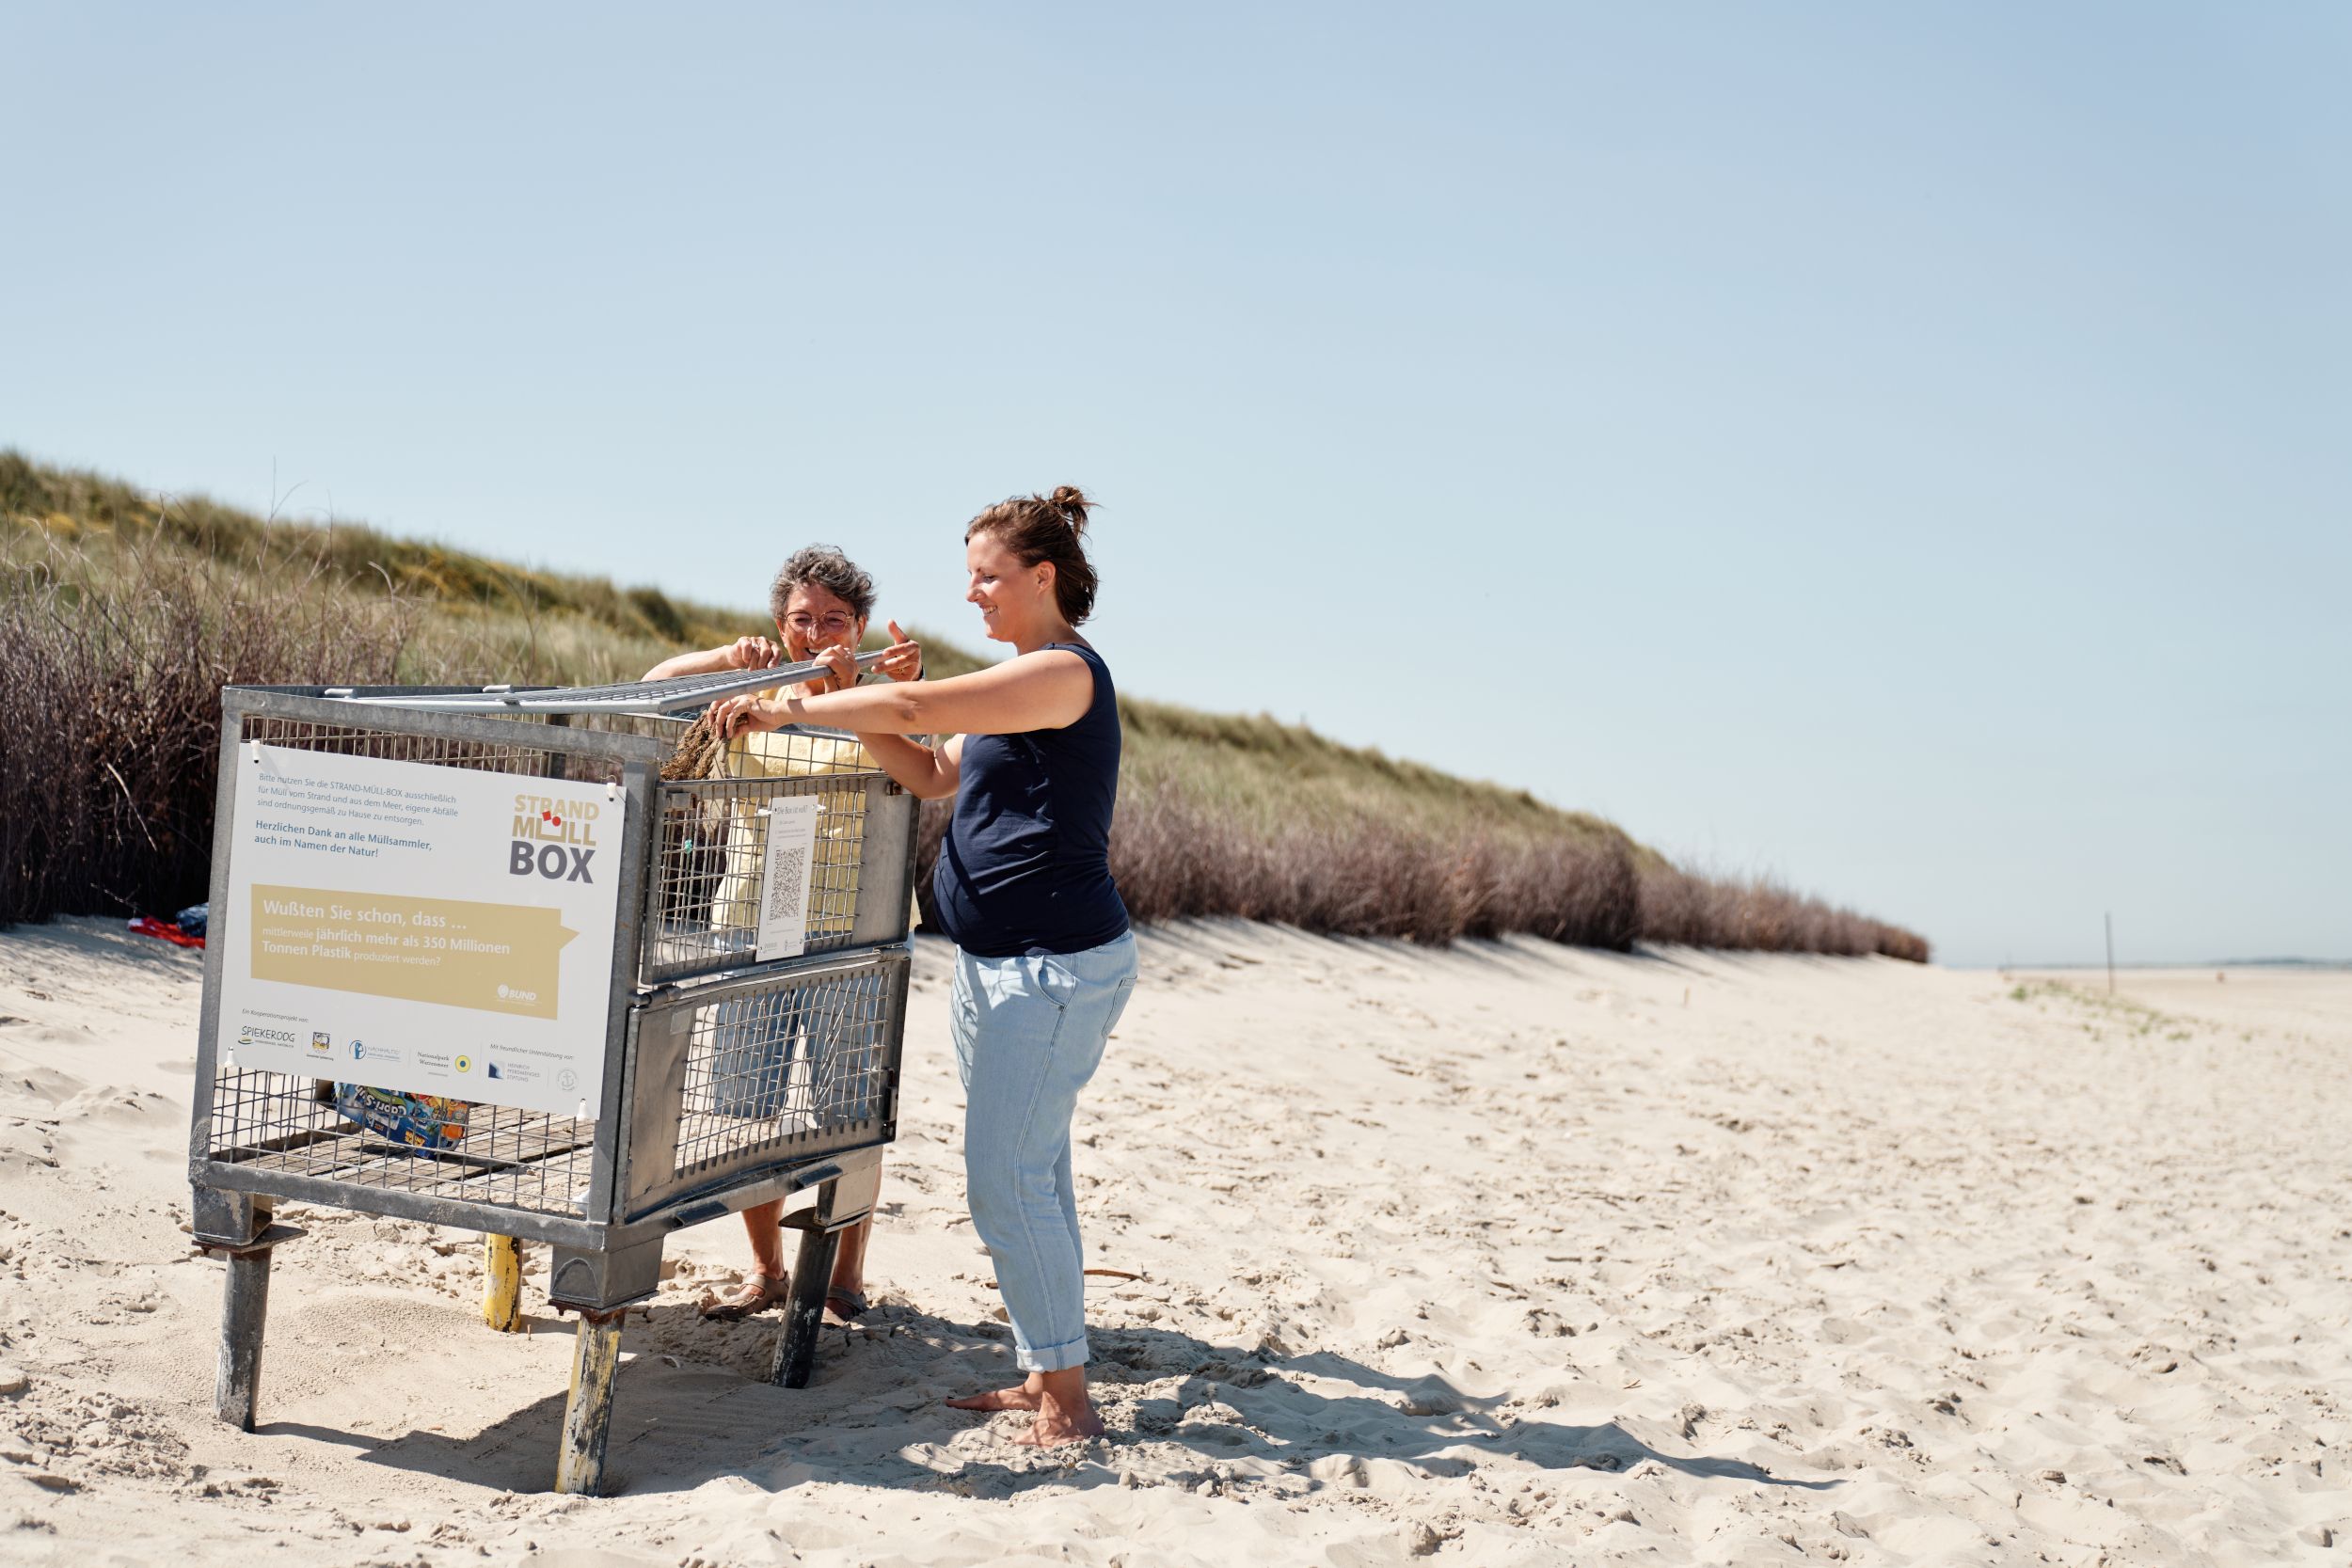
left=716, top=649, right=1094, bottom=743
left=642, top=634, right=781, bottom=682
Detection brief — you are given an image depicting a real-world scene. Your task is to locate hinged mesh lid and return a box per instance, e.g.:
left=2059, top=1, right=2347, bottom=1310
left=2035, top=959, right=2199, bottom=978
left=332, top=651, right=889, bottom=716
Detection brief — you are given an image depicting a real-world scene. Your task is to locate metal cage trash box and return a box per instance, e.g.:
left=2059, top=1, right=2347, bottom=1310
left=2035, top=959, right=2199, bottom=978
left=185, top=680, right=918, bottom=1495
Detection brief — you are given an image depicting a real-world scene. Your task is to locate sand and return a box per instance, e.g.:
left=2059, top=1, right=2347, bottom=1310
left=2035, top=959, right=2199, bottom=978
left=0, top=920, right=2345, bottom=1566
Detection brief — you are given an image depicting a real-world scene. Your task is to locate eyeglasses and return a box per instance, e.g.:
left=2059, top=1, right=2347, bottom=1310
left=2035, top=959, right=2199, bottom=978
left=784, top=613, right=858, bottom=637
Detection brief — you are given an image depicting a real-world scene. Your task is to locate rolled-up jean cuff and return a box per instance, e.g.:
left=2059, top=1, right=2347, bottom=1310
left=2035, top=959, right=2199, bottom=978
left=1017, top=1330, right=1090, bottom=1374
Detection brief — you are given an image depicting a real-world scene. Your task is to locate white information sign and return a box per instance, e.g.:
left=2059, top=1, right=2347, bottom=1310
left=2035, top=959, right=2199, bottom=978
left=754, top=795, right=822, bottom=962
left=214, top=744, right=623, bottom=1117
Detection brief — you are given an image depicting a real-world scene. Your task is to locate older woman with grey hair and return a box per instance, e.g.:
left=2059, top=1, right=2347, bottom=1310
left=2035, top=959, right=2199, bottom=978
left=643, top=545, right=921, bottom=1322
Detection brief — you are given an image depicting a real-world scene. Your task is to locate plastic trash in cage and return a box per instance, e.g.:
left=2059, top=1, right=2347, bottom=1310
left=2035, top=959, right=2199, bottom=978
left=333, top=1083, right=474, bottom=1150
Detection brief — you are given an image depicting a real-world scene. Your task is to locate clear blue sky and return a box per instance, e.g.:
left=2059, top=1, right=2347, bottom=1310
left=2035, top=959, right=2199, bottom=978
left=7, top=4, right=2345, bottom=967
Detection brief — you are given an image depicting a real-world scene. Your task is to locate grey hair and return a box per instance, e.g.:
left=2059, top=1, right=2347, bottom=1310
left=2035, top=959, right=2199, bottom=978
left=768, top=545, right=876, bottom=625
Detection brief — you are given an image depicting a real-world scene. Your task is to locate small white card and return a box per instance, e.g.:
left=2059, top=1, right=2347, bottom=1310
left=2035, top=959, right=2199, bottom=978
left=755, top=795, right=822, bottom=961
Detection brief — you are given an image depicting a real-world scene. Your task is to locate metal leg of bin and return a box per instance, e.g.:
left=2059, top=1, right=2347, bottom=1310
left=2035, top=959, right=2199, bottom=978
left=205, top=1223, right=303, bottom=1432
left=555, top=1307, right=628, bottom=1496
left=771, top=1224, right=842, bottom=1389
left=767, top=1163, right=882, bottom=1389
left=484, top=1235, right=526, bottom=1332
left=217, top=1249, right=273, bottom=1432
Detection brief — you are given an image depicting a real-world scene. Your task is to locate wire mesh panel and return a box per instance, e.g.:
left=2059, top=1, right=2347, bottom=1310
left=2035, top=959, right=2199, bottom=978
left=634, top=949, right=909, bottom=1206
left=643, top=729, right=915, bottom=985
left=236, top=713, right=623, bottom=785
left=320, top=651, right=887, bottom=715
left=191, top=692, right=659, bottom=1234
left=203, top=1066, right=597, bottom=1215
left=201, top=709, right=613, bottom=1216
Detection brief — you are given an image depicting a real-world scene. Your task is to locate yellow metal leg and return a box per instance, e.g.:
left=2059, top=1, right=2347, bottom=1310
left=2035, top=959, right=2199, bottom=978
left=555, top=1309, right=626, bottom=1496
left=483, top=1235, right=525, bottom=1333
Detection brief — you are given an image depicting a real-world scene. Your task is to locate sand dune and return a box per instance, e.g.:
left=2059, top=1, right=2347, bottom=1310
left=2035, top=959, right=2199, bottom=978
left=1, top=921, right=2344, bottom=1565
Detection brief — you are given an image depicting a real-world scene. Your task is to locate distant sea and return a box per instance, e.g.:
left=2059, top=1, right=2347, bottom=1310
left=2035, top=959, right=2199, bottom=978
left=1969, top=958, right=2352, bottom=972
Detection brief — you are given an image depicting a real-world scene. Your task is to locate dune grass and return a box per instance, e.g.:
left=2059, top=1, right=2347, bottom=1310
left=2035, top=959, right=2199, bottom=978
left=0, top=450, right=1928, bottom=959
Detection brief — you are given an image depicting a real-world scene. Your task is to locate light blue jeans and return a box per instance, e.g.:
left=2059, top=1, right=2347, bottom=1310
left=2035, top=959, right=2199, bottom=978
left=951, top=931, right=1137, bottom=1373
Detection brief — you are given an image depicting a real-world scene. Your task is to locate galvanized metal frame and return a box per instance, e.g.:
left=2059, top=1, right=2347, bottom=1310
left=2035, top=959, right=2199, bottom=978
left=189, top=689, right=666, bottom=1243
left=329, top=649, right=892, bottom=714
left=186, top=683, right=920, bottom=1494
left=188, top=686, right=915, bottom=1258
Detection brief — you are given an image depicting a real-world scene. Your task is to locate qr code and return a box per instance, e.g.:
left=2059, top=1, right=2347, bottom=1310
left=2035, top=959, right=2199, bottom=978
left=764, top=844, right=809, bottom=924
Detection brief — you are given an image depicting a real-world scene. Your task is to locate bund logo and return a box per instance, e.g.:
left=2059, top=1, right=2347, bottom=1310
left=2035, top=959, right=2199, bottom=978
left=310, top=1031, right=331, bottom=1053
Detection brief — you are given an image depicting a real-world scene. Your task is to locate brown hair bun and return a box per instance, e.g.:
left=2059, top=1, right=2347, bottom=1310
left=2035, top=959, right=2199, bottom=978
left=1047, top=485, right=1093, bottom=537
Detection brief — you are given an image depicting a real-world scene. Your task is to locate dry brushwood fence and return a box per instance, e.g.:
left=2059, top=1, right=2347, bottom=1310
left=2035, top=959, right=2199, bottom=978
left=2, top=520, right=1928, bottom=962
left=0, top=536, right=417, bottom=927
left=914, top=793, right=1924, bottom=960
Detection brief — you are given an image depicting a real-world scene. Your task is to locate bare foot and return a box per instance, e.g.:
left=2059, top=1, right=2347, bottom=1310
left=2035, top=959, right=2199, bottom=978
left=1011, top=1392, right=1104, bottom=1447
left=946, top=1384, right=1042, bottom=1412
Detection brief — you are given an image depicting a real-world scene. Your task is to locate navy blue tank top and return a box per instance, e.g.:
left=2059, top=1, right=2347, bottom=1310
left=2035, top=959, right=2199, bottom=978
left=931, top=641, right=1129, bottom=958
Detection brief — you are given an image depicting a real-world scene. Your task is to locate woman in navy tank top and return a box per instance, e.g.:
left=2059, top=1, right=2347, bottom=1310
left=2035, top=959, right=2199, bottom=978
left=719, top=486, right=1135, bottom=1447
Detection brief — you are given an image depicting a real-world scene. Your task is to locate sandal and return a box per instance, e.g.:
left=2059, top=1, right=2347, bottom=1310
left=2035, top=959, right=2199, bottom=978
left=824, top=1287, right=869, bottom=1322
left=697, top=1271, right=789, bottom=1322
